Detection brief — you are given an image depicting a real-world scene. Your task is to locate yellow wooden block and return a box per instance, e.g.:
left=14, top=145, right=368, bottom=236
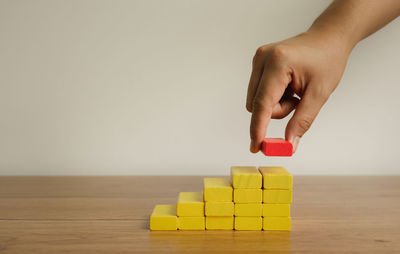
left=262, top=204, right=291, bottom=217
left=259, top=166, right=293, bottom=189
left=206, top=216, right=234, bottom=230
left=234, top=203, right=262, bottom=217
left=150, top=204, right=178, bottom=230
left=233, top=189, right=262, bottom=203
left=234, top=217, right=262, bottom=230
left=263, top=189, right=292, bottom=203
left=203, top=178, right=232, bottom=202
left=177, top=192, right=204, bottom=216
left=263, top=217, right=291, bottom=231
left=230, top=166, right=262, bottom=189
left=178, top=217, right=205, bottom=230
left=205, top=202, right=234, bottom=216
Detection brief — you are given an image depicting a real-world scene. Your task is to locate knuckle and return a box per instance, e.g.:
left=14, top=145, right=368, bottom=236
left=310, top=83, right=331, bottom=102
left=252, top=96, right=266, bottom=111
left=268, top=45, right=289, bottom=63
left=296, top=117, right=313, bottom=135
left=255, top=46, right=266, bottom=58
left=253, top=46, right=266, bottom=65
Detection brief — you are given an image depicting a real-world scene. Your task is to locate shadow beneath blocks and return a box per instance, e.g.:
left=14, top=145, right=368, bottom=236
left=149, top=230, right=291, bottom=253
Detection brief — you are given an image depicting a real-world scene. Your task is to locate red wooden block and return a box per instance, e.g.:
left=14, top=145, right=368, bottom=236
left=261, top=138, right=293, bottom=157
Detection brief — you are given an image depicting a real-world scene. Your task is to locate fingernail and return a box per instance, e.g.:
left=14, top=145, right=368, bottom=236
left=292, top=136, right=300, bottom=153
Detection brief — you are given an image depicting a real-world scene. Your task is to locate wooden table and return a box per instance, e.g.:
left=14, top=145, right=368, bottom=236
left=0, top=176, right=399, bottom=253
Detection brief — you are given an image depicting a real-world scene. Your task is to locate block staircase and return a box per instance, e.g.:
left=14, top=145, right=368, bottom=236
left=150, top=166, right=293, bottom=231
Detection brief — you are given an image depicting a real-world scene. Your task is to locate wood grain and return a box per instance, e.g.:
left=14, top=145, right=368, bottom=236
left=0, top=176, right=399, bottom=253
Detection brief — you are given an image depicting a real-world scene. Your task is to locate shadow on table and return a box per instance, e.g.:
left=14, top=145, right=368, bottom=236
left=149, top=230, right=291, bottom=253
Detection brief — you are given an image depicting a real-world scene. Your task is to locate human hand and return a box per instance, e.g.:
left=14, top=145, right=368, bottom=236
left=246, top=30, right=352, bottom=153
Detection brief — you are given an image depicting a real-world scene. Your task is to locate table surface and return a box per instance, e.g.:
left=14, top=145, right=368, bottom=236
left=0, top=176, right=399, bottom=253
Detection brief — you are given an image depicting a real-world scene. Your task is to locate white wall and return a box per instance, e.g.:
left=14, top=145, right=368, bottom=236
left=1, top=0, right=399, bottom=175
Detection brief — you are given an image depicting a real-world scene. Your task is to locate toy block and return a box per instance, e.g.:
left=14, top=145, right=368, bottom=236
left=203, top=178, right=232, bottom=202
left=263, top=217, right=291, bottom=231
left=150, top=205, right=178, bottom=230
left=262, top=204, right=291, bottom=217
left=177, top=192, right=204, bottom=216
left=234, top=217, right=262, bottom=231
left=233, top=189, right=262, bottom=203
left=206, top=216, right=234, bottom=230
left=263, top=189, right=292, bottom=203
left=261, top=138, right=293, bottom=156
left=178, top=217, right=205, bottom=230
left=205, top=202, right=234, bottom=216
left=234, top=203, right=262, bottom=217
left=259, top=167, right=293, bottom=189
left=230, top=166, right=262, bottom=189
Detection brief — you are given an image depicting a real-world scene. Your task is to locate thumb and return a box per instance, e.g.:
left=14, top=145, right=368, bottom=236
left=285, top=84, right=329, bottom=153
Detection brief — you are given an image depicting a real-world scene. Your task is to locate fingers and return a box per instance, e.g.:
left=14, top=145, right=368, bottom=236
left=271, top=96, right=299, bottom=119
left=285, top=81, right=330, bottom=153
left=250, top=100, right=272, bottom=153
left=246, top=47, right=267, bottom=112
left=250, top=72, right=288, bottom=153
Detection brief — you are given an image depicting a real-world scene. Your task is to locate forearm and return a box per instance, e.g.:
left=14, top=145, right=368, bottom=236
left=308, top=0, right=400, bottom=51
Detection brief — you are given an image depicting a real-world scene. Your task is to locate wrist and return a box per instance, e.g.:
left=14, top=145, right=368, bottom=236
left=306, top=21, right=358, bottom=55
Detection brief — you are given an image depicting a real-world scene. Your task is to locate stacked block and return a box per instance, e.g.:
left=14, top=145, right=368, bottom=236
left=260, top=166, right=293, bottom=231
left=204, top=178, right=234, bottom=229
left=149, top=166, right=293, bottom=231
left=231, top=166, right=262, bottom=230
left=150, top=205, right=178, bottom=230
left=177, top=192, right=205, bottom=230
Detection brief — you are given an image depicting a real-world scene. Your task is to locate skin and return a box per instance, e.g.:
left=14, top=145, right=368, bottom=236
left=247, top=0, right=400, bottom=153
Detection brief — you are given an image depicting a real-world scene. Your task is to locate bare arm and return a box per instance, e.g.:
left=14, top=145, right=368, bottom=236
left=311, top=0, right=400, bottom=48
left=247, top=0, right=400, bottom=153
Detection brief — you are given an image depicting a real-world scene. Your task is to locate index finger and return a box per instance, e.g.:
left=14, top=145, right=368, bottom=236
left=250, top=71, right=288, bottom=153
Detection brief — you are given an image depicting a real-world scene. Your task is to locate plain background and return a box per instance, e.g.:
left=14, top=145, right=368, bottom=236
left=1, top=0, right=400, bottom=175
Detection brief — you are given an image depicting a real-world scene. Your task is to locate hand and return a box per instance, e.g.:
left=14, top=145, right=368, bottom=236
left=246, top=31, right=352, bottom=153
